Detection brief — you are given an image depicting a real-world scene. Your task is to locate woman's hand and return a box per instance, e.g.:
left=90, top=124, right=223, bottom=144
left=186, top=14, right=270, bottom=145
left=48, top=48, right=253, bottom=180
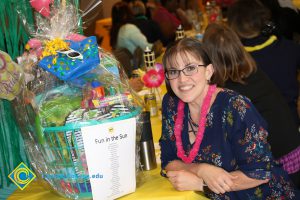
left=167, top=170, right=204, bottom=191
left=196, top=163, right=237, bottom=194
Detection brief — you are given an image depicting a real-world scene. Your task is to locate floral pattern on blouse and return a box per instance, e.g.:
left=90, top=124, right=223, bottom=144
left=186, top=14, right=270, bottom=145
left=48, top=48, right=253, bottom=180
left=160, top=89, right=298, bottom=199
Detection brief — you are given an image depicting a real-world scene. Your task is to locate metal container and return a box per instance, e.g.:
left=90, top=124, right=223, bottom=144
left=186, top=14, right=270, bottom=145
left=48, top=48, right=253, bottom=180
left=139, top=111, right=157, bottom=170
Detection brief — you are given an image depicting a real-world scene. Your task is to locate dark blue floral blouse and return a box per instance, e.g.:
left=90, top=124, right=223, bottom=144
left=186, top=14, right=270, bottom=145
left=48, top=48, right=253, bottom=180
left=160, top=89, right=299, bottom=199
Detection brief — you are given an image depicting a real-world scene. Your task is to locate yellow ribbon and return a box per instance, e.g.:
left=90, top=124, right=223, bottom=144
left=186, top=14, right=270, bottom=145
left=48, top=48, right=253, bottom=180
left=244, top=35, right=277, bottom=52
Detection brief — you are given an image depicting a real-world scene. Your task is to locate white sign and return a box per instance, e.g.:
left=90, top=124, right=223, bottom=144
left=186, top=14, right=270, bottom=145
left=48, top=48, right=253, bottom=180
left=81, top=117, right=137, bottom=200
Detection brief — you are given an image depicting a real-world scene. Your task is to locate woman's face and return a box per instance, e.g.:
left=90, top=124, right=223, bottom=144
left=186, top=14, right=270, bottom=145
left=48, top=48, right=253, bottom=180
left=167, top=53, right=214, bottom=104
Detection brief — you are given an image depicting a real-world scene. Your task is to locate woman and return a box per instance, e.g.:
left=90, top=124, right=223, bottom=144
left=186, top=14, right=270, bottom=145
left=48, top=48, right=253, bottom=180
left=110, top=1, right=153, bottom=54
left=258, top=0, right=300, bottom=40
left=152, top=0, right=192, bottom=44
left=227, top=0, right=300, bottom=126
left=202, top=23, right=300, bottom=188
left=160, top=37, right=299, bottom=199
left=129, top=0, right=167, bottom=45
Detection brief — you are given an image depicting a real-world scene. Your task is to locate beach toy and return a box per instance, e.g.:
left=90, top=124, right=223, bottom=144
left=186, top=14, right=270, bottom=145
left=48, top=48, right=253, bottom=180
left=38, top=36, right=100, bottom=81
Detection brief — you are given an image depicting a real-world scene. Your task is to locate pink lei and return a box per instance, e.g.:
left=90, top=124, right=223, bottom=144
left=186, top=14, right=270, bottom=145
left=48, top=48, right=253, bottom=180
left=174, top=84, right=217, bottom=163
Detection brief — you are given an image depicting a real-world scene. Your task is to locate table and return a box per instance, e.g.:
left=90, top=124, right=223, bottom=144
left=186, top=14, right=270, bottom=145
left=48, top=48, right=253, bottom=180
left=119, top=168, right=207, bottom=200
left=8, top=167, right=207, bottom=200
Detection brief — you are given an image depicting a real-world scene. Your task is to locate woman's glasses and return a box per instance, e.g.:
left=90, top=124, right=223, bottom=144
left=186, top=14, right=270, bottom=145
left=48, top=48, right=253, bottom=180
left=165, top=64, right=206, bottom=80
left=57, top=48, right=83, bottom=60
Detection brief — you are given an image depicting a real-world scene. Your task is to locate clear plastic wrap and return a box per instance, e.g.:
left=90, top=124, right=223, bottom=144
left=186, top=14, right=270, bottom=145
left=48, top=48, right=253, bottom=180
left=14, top=1, right=145, bottom=199
left=0, top=51, right=24, bottom=101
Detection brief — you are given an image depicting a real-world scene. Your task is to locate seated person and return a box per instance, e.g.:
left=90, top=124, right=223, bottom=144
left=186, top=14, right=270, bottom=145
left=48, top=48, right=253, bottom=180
left=152, top=0, right=192, bottom=44
left=227, top=0, right=300, bottom=125
left=129, top=77, right=144, bottom=92
left=203, top=23, right=300, bottom=188
left=110, top=1, right=154, bottom=55
left=258, top=0, right=300, bottom=40
left=160, top=37, right=300, bottom=199
left=129, top=0, right=167, bottom=45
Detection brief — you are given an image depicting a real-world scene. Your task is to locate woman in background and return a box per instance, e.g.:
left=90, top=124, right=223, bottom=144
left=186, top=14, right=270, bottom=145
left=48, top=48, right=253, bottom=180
left=129, top=0, right=167, bottom=45
left=152, top=0, right=192, bottom=44
left=110, top=1, right=153, bottom=54
left=202, top=23, right=300, bottom=188
left=227, top=0, right=300, bottom=126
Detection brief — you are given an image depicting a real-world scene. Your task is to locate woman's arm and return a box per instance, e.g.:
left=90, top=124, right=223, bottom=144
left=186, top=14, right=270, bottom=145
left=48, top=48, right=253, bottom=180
left=229, top=170, right=269, bottom=191
left=167, top=170, right=204, bottom=191
left=166, top=160, right=268, bottom=194
left=166, top=160, right=236, bottom=194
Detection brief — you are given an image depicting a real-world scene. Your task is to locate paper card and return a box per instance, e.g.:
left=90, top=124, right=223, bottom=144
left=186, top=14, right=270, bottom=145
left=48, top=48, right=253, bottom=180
left=81, top=118, right=137, bottom=200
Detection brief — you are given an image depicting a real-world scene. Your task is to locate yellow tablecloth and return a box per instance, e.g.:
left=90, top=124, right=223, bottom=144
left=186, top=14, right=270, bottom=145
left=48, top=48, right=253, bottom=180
left=119, top=168, right=208, bottom=200
left=8, top=167, right=208, bottom=200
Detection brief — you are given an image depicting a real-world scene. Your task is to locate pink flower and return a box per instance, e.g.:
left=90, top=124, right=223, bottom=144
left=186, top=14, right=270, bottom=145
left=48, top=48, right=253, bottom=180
left=66, top=33, right=87, bottom=42
left=27, top=38, right=42, bottom=49
left=26, top=38, right=43, bottom=57
left=142, top=68, right=164, bottom=88
left=155, top=63, right=164, bottom=72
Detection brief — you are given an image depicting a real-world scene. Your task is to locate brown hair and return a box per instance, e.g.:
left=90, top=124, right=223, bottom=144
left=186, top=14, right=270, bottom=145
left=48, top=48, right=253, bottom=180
left=162, top=38, right=223, bottom=95
left=202, top=23, right=257, bottom=86
left=130, top=0, right=146, bottom=16
left=227, top=0, right=271, bottom=38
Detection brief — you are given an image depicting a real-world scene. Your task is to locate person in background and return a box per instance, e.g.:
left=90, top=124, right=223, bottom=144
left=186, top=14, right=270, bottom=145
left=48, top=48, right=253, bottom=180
left=111, top=1, right=157, bottom=92
left=181, top=0, right=202, bottom=29
left=202, top=23, right=300, bottom=188
left=152, top=0, right=192, bottom=44
left=129, top=77, right=144, bottom=92
left=258, top=0, right=300, bottom=41
left=227, top=0, right=300, bottom=126
left=129, top=0, right=167, bottom=45
left=160, top=37, right=299, bottom=199
left=110, top=1, right=154, bottom=55
left=123, top=0, right=154, bottom=18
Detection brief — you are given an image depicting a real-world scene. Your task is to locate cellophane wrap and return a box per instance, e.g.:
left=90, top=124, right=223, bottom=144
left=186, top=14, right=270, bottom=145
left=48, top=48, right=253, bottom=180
left=14, top=1, right=145, bottom=199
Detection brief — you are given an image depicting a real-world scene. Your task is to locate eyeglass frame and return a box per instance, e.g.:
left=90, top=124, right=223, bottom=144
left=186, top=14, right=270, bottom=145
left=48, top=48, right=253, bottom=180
left=165, top=64, right=207, bottom=80
left=56, top=48, right=83, bottom=60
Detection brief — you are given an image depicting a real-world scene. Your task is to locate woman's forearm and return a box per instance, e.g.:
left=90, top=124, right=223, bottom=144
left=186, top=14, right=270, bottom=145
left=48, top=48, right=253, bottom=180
left=166, top=161, right=269, bottom=193
left=229, top=170, right=269, bottom=191
left=165, top=160, right=190, bottom=171
left=165, top=160, right=200, bottom=174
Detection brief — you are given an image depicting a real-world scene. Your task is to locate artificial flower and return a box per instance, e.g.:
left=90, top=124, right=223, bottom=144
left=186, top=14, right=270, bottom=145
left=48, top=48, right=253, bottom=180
left=42, top=38, right=69, bottom=58
left=142, top=66, right=164, bottom=88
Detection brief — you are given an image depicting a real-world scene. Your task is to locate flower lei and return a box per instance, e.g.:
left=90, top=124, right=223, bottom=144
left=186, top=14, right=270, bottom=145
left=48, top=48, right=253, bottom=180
left=174, top=84, right=217, bottom=163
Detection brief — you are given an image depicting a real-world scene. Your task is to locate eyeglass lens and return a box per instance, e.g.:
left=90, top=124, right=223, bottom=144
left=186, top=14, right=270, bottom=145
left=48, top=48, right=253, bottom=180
left=166, top=64, right=199, bottom=79
left=57, top=49, right=83, bottom=60
left=68, top=51, right=81, bottom=58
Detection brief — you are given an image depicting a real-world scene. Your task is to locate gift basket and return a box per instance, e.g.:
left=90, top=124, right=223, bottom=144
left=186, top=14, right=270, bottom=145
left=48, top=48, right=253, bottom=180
left=14, top=0, right=144, bottom=199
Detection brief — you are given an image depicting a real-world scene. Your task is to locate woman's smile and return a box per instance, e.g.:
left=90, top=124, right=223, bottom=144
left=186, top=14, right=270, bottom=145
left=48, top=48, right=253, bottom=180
left=178, top=84, right=194, bottom=91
